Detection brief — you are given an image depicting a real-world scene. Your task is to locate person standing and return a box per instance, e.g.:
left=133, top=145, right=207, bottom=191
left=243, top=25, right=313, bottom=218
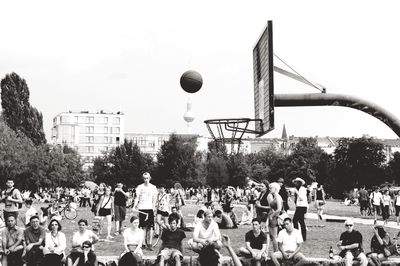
left=255, top=180, right=270, bottom=232
left=315, top=184, right=326, bottom=220
left=381, top=189, right=392, bottom=225
left=358, top=186, right=369, bottom=216
left=268, top=182, right=283, bottom=252
left=1, top=178, right=23, bottom=220
left=292, top=177, right=308, bottom=242
left=133, top=172, right=158, bottom=250
left=370, top=187, right=383, bottom=224
left=277, top=178, right=289, bottom=212
left=114, top=182, right=129, bottom=235
left=96, top=186, right=114, bottom=240
left=394, top=190, right=400, bottom=225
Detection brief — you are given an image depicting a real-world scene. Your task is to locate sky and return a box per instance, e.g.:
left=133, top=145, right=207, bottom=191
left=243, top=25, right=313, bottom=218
left=1, top=0, right=400, bottom=142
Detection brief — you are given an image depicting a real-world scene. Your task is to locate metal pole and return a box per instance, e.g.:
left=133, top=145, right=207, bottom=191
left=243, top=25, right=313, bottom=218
left=275, top=93, right=400, bottom=138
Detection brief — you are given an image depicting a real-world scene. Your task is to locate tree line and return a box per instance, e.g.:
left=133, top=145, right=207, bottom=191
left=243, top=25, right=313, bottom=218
left=91, top=134, right=400, bottom=198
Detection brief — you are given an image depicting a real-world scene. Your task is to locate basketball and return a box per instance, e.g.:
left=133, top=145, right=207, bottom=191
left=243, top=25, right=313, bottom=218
left=180, top=70, right=203, bottom=93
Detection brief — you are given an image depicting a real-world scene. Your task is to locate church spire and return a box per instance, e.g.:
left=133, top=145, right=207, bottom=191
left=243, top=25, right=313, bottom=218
left=282, top=124, right=287, bottom=140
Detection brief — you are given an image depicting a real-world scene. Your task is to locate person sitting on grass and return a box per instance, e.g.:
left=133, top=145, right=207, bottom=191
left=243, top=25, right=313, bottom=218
left=238, top=205, right=253, bottom=225
left=188, top=209, right=222, bottom=253
left=197, top=234, right=243, bottom=266
left=158, top=215, right=186, bottom=266
left=336, top=219, right=368, bottom=266
left=118, top=215, right=144, bottom=266
left=41, top=219, right=66, bottom=266
left=214, top=210, right=234, bottom=229
left=1, top=215, right=24, bottom=266
left=67, top=219, right=99, bottom=266
left=23, top=215, right=46, bottom=266
left=238, top=218, right=268, bottom=266
left=368, top=226, right=395, bottom=266
left=75, top=241, right=97, bottom=266
left=24, top=199, right=38, bottom=227
left=270, top=217, right=306, bottom=266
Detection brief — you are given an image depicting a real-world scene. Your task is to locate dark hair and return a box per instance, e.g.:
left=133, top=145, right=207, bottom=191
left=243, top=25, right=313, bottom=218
left=48, top=219, right=62, bottom=231
left=214, top=210, right=222, bottom=217
left=6, top=215, right=16, bottom=221
left=198, top=245, right=220, bottom=266
left=6, top=178, right=14, bottom=182
left=169, top=212, right=180, bottom=222
left=168, top=214, right=179, bottom=224
left=196, top=209, right=205, bottom=219
left=82, top=240, right=92, bottom=248
left=171, top=206, right=177, bottom=211
left=30, top=215, right=40, bottom=222
left=25, top=199, right=33, bottom=205
left=130, top=215, right=139, bottom=223
left=78, top=219, right=88, bottom=226
left=283, top=217, right=292, bottom=223
left=374, top=226, right=387, bottom=238
left=251, top=218, right=260, bottom=224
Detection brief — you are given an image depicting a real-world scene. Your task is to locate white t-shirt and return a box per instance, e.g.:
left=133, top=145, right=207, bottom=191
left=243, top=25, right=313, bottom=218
left=371, top=191, right=383, bottom=206
left=72, top=230, right=98, bottom=248
left=25, top=206, right=38, bottom=225
left=382, top=195, right=391, bottom=206
left=135, top=183, right=158, bottom=210
left=123, top=227, right=144, bottom=255
left=296, top=187, right=308, bottom=207
left=277, top=228, right=303, bottom=252
left=193, top=220, right=221, bottom=242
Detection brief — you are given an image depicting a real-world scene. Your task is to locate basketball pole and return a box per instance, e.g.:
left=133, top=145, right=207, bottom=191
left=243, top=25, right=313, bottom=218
left=274, top=93, right=400, bottom=138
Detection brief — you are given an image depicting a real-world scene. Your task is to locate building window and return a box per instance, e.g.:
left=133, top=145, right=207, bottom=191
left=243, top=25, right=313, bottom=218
left=74, top=116, right=78, bottom=123
left=104, top=137, right=108, bottom=143
left=87, top=146, right=94, bottom=153
left=139, top=137, right=146, bottom=146
left=132, top=137, right=138, bottom=144
left=112, top=117, right=120, bottom=125
left=87, top=116, right=94, bottom=123
left=86, top=126, right=94, bottom=133
left=114, top=127, right=120, bottom=134
left=86, top=136, right=94, bottom=143
left=104, top=117, right=108, bottom=124
left=148, top=141, right=155, bottom=148
left=104, top=127, right=108, bottom=134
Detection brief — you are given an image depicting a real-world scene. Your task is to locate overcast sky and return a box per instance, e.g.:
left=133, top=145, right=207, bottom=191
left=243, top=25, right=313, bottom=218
left=1, top=0, right=400, bottom=141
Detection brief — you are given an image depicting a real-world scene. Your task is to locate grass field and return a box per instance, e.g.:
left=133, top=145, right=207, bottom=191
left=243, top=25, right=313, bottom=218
left=17, top=200, right=400, bottom=259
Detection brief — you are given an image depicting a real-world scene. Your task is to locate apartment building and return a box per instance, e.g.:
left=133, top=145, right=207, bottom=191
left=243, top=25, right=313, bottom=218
left=51, top=110, right=125, bottom=164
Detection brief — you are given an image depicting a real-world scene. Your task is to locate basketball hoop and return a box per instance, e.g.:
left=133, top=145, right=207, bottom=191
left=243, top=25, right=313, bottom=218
left=204, top=118, right=264, bottom=153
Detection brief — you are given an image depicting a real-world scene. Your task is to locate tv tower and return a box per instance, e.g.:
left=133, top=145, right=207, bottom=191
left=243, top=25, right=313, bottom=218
left=183, top=98, right=195, bottom=134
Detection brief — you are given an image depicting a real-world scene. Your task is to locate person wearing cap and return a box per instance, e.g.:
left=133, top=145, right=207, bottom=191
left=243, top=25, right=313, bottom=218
left=133, top=172, right=158, bottom=250
left=292, top=177, right=308, bottom=242
left=277, top=178, right=289, bottom=212
left=337, top=219, right=368, bottom=266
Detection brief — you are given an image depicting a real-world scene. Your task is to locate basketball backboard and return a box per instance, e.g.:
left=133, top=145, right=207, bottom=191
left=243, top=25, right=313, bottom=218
left=253, top=20, right=274, bottom=136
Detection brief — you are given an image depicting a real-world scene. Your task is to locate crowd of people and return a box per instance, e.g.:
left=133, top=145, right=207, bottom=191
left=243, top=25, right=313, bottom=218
left=1, top=174, right=400, bottom=266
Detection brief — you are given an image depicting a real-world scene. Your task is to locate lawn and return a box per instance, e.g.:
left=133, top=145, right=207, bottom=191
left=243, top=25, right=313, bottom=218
left=16, top=200, right=400, bottom=259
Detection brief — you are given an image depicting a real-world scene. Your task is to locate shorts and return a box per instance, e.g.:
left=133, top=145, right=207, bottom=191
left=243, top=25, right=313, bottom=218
left=240, top=249, right=267, bottom=260
left=157, top=210, right=169, bottom=217
left=373, top=204, right=381, bottom=213
left=139, top=209, right=155, bottom=228
left=99, top=208, right=111, bottom=217
left=359, top=200, right=369, bottom=210
left=272, top=251, right=305, bottom=262
left=396, top=205, right=400, bottom=217
left=158, top=248, right=183, bottom=260
left=114, top=205, right=126, bottom=221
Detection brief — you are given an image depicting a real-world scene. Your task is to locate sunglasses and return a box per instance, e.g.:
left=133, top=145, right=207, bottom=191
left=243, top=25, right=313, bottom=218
left=345, top=224, right=353, bottom=227
left=82, top=246, right=90, bottom=248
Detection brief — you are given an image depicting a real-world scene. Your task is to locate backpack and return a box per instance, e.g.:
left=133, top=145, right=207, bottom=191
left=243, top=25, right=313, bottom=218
left=8, top=188, right=23, bottom=209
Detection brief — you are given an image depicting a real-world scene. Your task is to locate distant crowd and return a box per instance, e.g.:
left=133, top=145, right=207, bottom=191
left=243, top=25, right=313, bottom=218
left=0, top=175, right=400, bottom=266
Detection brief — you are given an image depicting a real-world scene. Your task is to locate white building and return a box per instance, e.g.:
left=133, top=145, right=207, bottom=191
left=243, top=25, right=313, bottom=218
left=51, top=110, right=125, bottom=165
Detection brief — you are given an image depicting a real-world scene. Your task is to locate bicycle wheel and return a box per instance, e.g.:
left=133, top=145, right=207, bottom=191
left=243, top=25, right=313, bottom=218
left=152, top=228, right=162, bottom=248
left=64, top=206, right=77, bottom=220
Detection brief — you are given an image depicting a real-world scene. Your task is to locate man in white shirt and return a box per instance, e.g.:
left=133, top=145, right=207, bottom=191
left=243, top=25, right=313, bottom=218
left=292, top=177, right=308, bottom=241
left=133, top=172, right=158, bottom=250
left=271, top=217, right=306, bottom=266
left=370, top=187, right=382, bottom=224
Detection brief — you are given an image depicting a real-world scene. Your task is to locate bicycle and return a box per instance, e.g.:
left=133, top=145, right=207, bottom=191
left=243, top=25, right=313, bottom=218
left=56, top=198, right=78, bottom=220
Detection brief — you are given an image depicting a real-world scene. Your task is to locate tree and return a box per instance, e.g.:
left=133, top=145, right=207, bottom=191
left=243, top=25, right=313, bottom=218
left=91, top=140, right=154, bottom=186
left=226, top=153, right=248, bottom=187
left=333, top=137, right=386, bottom=196
left=386, top=152, right=400, bottom=184
left=286, top=138, right=329, bottom=184
left=1, top=73, right=46, bottom=145
left=155, top=134, right=204, bottom=187
left=245, top=148, right=283, bottom=182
